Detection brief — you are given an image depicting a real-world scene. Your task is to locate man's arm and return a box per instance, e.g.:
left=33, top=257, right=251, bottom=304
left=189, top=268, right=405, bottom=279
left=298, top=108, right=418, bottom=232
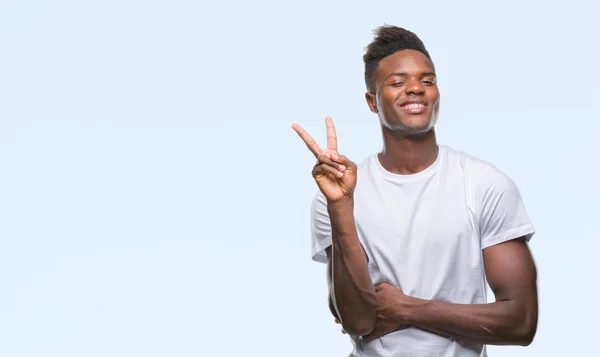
left=324, top=198, right=377, bottom=336
left=292, top=118, right=376, bottom=336
left=365, top=237, right=537, bottom=345
left=413, top=237, right=538, bottom=345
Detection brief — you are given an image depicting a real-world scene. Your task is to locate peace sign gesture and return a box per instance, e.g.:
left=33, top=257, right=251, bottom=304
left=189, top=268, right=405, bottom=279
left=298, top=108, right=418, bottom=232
left=292, top=117, right=357, bottom=203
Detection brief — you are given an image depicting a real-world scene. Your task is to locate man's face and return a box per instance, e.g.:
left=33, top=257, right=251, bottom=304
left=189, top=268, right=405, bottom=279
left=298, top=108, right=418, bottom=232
left=366, top=49, right=440, bottom=134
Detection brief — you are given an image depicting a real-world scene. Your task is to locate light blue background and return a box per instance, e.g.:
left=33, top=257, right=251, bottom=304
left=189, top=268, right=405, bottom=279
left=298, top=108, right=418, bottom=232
left=1, top=0, right=597, bottom=356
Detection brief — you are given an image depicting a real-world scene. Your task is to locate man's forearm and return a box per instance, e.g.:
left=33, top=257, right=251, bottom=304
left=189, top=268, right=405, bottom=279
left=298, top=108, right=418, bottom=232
left=405, top=297, right=537, bottom=346
left=327, top=198, right=377, bottom=336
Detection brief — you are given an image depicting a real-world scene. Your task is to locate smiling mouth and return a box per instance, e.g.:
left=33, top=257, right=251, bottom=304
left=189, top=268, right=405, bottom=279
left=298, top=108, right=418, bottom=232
left=399, top=102, right=427, bottom=113
left=401, top=103, right=426, bottom=109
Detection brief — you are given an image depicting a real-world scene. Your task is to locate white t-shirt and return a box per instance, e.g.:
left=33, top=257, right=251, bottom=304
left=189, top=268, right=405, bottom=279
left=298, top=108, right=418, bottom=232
left=310, top=145, right=535, bottom=357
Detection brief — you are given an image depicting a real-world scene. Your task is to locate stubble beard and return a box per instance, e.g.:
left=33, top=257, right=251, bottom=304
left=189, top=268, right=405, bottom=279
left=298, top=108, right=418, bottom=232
left=379, top=110, right=439, bottom=135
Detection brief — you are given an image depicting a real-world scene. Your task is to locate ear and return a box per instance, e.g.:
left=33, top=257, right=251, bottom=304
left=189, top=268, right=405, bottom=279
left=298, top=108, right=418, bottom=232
left=365, top=92, right=378, bottom=113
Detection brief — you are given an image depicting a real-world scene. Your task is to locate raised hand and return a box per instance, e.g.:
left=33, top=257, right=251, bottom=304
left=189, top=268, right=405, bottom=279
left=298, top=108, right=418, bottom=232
left=292, top=117, right=357, bottom=203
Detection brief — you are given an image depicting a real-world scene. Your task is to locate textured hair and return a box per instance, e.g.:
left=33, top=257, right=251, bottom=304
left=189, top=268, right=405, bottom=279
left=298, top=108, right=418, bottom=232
left=363, top=25, right=432, bottom=91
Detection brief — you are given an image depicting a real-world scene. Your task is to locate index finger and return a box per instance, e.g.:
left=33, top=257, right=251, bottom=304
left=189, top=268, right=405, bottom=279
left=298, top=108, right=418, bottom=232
left=292, top=123, right=323, bottom=158
left=325, top=117, right=337, bottom=152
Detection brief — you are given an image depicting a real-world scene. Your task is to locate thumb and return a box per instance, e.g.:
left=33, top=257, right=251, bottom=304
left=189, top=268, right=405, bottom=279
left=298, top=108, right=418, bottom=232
left=331, top=154, right=356, bottom=170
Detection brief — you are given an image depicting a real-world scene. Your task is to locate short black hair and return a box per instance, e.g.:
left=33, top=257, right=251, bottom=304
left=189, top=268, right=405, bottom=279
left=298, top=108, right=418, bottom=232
left=363, top=25, right=432, bottom=91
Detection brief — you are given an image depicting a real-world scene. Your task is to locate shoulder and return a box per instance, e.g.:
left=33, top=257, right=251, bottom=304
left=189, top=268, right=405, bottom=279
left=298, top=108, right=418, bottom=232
left=442, top=145, right=494, bottom=174
left=353, top=153, right=378, bottom=186
left=442, top=145, right=511, bottom=183
left=441, top=145, right=519, bottom=199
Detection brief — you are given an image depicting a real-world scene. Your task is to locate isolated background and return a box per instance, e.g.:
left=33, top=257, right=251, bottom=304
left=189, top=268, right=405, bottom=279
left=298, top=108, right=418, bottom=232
left=1, top=0, right=598, bottom=356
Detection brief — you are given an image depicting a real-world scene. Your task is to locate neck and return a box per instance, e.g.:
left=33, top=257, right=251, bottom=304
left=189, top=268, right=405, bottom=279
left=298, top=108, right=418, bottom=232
left=378, top=128, right=439, bottom=175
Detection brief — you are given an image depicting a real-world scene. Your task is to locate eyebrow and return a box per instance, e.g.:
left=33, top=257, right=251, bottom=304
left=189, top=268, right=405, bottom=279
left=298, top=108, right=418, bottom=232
left=384, top=72, right=437, bottom=81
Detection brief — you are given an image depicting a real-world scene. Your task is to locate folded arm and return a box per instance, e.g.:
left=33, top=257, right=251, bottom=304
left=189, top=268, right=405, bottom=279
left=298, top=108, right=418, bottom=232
left=364, top=237, right=538, bottom=345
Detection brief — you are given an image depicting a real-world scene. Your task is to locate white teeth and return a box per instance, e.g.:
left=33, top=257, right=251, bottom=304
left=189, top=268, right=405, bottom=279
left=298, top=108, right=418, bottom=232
left=403, top=103, right=424, bottom=109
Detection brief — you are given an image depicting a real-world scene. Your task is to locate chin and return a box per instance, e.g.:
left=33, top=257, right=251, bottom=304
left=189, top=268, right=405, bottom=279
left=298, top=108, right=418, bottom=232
left=380, top=114, right=439, bottom=134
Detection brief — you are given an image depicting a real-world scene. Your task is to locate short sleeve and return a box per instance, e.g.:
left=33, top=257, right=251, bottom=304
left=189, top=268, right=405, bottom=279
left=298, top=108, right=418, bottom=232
left=310, top=191, right=332, bottom=263
left=476, top=166, right=535, bottom=250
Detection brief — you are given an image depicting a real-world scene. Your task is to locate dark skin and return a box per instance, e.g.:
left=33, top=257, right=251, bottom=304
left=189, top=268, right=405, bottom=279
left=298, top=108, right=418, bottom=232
left=365, top=49, right=441, bottom=175
left=293, top=49, right=538, bottom=345
left=360, top=237, right=538, bottom=345
left=292, top=117, right=376, bottom=336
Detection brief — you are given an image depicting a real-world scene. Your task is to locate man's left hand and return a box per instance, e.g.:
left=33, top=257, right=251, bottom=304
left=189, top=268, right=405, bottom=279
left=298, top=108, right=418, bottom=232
left=360, top=282, right=412, bottom=342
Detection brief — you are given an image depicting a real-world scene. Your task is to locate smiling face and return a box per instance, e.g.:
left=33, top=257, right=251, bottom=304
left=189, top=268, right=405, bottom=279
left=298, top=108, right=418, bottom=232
left=365, top=49, right=440, bottom=134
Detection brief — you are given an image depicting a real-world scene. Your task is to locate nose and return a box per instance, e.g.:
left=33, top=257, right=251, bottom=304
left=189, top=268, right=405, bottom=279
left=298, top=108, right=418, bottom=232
left=405, top=78, right=425, bottom=95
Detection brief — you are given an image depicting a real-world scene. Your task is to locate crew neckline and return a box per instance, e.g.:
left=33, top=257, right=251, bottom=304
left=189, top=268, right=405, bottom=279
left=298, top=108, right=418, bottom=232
left=373, top=145, right=445, bottom=181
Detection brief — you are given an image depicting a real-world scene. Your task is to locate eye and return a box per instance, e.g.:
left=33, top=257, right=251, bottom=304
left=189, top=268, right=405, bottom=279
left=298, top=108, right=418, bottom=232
left=390, top=82, right=405, bottom=87
left=421, top=79, right=436, bottom=86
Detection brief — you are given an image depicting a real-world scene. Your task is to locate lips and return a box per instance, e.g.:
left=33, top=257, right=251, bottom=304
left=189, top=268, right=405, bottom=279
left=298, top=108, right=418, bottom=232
left=399, top=100, right=427, bottom=114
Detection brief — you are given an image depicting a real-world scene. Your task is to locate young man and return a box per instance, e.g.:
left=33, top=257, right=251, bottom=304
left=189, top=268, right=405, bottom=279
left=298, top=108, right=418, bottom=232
left=292, top=26, right=538, bottom=356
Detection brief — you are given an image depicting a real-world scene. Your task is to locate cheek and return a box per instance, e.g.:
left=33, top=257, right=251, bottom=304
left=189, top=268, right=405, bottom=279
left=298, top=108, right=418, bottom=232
left=381, top=91, right=399, bottom=108
left=429, top=89, right=440, bottom=106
